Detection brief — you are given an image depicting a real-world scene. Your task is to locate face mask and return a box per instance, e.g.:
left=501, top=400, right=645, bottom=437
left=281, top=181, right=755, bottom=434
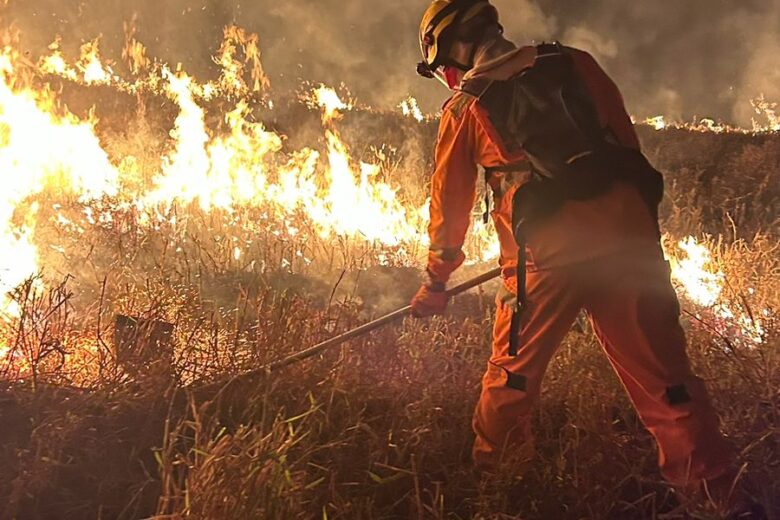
left=434, top=65, right=462, bottom=90
left=444, top=66, right=461, bottom=89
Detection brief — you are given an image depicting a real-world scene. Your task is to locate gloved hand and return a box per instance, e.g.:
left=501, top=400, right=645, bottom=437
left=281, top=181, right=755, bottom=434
left=411, top=281, right=448, bottom=317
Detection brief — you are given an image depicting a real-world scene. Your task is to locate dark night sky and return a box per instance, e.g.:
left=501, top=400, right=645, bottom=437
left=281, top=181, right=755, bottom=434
left=2, top=0, right=779, bottom=125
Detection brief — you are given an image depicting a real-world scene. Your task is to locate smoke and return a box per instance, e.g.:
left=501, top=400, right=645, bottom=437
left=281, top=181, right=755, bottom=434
left=561, top=27, right=618, bottom=62
left=2, top=0, right=779, bottom=126
left=524, top=0, right=780, bottom=126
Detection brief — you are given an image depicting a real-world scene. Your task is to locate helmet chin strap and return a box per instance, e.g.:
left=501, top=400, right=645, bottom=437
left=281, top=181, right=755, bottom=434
left=440, top=41, right=478, bottom=74
left=440, top=42, right=479, bottom=88
left=447, top=60, right=472, bottom=72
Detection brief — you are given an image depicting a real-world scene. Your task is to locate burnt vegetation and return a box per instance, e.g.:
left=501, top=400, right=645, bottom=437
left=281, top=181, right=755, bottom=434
left=0, top=79, right=778, bottom=520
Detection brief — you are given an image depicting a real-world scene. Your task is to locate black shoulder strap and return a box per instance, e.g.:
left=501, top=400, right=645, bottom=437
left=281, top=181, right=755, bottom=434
left=459, top=75, right=494, bottom=99
left=535, top=41, right=565, bottom=59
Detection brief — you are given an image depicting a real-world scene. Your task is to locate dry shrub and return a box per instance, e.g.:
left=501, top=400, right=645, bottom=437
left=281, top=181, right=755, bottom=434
left=154, top=394, right=311, bottom=518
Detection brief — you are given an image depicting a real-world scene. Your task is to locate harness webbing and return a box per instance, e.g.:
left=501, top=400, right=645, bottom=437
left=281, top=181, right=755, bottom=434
left=509, top=233, right=527, bottom=357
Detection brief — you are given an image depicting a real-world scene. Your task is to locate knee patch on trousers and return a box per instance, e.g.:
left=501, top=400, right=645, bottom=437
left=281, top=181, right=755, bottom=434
left=666, top=384, right=691, bottom=406
left=505, top=371, right=528, bottom=392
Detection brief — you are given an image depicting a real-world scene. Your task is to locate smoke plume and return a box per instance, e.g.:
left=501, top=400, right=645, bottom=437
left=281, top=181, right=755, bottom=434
left=2, top=0, right=779, bottom=126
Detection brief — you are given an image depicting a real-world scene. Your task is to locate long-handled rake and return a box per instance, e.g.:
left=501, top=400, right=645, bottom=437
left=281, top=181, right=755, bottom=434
left=260, top=267, right=502, bottom=373
left=195, top=267, right=501, bottom=397
left=193, top=268, right=501, bottom=400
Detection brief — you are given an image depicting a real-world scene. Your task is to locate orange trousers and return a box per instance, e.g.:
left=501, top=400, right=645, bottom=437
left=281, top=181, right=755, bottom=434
left=472, top=249, right=735, bottom=486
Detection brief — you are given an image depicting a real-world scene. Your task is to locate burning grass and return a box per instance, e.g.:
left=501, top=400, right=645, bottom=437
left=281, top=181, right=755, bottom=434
left=0, top=26, right=778, bottom=519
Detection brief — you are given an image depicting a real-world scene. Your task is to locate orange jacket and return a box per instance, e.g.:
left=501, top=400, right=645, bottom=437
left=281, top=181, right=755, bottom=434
left=426, top=46, right=660, bottom=284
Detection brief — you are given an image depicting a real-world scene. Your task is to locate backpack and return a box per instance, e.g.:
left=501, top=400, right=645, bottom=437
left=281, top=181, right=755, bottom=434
left=461, top=42, right=665, bottom=356
left=461, top=42, right=664, bottom=241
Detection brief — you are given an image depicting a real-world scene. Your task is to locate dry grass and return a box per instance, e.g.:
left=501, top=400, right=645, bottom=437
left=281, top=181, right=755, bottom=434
left=0, top=99, right=778, bottom=519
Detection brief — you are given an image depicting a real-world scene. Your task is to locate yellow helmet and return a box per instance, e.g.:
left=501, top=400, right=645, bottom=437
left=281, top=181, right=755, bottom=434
left=417, top=0, right=498, bottom=79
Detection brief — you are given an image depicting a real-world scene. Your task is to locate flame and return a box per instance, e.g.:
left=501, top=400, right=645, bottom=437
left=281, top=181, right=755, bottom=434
left=645, top=96, right=780, bottom=135
left=143, top=68, right=217, bottom=210
left=308, top=85, right=353, bottom=123
left=40, top=38, right=114, bottom=86
left=39, top=39, right=77, bottom=81
left=0, top=48, right=119, bottom=318
left=751, top=95, right=780, bottom=132
left=211, top=25, right=269, bottom=96
left=321, top=130, right=425, bottom=245
left=139, top=78, right=429, bottom=249
left=399, top=96, right=425, bottom=122
left=78, top=39, right=113, bottom=85
left=669, top=236, right=724, bottom=307
left=667, top=236, right=767, bottom=345
left=0, top=26, right=498, bottom=310
left=645, top=116, right=667, bottom=131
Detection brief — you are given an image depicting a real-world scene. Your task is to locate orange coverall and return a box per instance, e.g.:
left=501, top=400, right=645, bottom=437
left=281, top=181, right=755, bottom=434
left=426, top=46, right=734, bottom=486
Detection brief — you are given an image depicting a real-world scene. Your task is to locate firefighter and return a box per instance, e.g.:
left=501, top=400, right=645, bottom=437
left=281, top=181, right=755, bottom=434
left=410, top=0, right=756, bottom=514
